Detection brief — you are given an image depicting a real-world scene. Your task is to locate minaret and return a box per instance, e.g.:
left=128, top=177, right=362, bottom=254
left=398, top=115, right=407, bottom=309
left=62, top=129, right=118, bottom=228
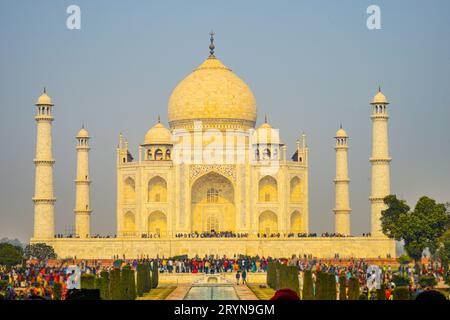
left=33, top=89, right=56, bottom=239
left=334, top=125, right=351, bottom=235
left=74, top=126, right=92, bottom=238
left=369, top=87, right=391, bottom=237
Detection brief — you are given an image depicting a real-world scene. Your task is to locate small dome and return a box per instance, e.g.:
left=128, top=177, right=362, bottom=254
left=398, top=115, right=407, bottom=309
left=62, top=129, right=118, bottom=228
left=36, top=91, right=54, bottom=106
left=372, top=90, right=388, bottom=104
left=253, top=120, right=282, bottom=144
left=77, top=127, right=89, bottom=138
left=335, top=127, right=348, bottom=138
left=144, top=121, right=172, bottom=145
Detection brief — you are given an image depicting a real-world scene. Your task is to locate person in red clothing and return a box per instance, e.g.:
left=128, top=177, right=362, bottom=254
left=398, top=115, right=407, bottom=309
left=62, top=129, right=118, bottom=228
left=270, top=289, right=300, bottom=300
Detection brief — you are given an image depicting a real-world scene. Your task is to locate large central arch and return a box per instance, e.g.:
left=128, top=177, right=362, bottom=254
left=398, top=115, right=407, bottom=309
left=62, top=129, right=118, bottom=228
left=191, top=172, right=235, bottom=232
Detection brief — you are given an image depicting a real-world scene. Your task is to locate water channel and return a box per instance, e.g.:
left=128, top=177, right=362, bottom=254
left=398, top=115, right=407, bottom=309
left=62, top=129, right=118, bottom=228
left=183, top=275, right=239, bottom=300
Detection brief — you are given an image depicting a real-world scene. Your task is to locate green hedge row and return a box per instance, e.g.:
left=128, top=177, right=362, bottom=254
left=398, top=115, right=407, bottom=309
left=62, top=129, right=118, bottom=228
left=266, top=261, right=299, bottom=294
left=136, top=263, right=152, bottom=297
left=66, top=263, right=155, bottom=300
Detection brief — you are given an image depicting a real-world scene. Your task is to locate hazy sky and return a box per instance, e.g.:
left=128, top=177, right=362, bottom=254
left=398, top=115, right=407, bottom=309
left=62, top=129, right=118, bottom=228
left=1, top=0, right=449, bottom=242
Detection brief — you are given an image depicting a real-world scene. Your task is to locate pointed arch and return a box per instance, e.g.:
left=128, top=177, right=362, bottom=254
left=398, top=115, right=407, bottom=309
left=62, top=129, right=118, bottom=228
left=123, top=177, right=135, bottom=203
left=191, top=171, right=235, bottom=232
left=148, top=211, right=167, bottom=237
left=123, top=211, right=136, bottom=236
left=290, top=176, right=302, bottom=202
left=290, top=210, right=302, bottom=233
left=148, top=176, right=167, bottom=202
left=258, top=210, right=278, bottom=234
left=258, top=175, right=278, bottom=202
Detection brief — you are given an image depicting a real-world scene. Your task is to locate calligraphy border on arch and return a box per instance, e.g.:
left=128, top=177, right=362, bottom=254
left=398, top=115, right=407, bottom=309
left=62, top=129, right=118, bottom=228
left=189, top=164, right=236, bottom=183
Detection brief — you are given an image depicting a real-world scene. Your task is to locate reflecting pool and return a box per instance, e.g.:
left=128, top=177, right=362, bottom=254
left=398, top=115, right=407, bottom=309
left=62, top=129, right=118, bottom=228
left=184, top=286, right=239, bottom=300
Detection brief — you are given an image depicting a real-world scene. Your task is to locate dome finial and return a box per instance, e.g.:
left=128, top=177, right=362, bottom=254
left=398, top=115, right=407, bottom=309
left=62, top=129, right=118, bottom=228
left=378, top=85, right=381, bottom=92
left=158, top=114, right=161, bottom=123
left=264, top=114, right=268, bottom=123
left=43, top=86, right=46, bottom=94
left=340, top=123, right=342, bottom=129
left=209, top=31, right=215, bottom=57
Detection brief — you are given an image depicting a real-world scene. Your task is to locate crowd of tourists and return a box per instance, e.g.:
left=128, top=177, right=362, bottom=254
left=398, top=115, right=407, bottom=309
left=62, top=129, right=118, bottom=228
left=54, top=234, right=116, bottom=239
left=51, top=232, right=375, bottom=239
left=175, top=231, right=249, bottom=238
left=0, top=255, right=448, bottom=300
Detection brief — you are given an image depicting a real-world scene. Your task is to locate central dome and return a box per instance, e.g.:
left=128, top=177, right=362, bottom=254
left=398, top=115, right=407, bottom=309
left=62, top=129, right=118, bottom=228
left=168, top=56, right=257, bottom=131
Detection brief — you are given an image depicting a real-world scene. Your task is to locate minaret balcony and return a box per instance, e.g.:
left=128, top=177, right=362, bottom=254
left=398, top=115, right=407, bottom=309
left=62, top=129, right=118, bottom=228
left=369, top=157, right=392, bottom=163
left=32, top=197, right=56, bottom=203
left=34, top=115, right=54, bottom=121
left=33, top=159, right=55, bottom=165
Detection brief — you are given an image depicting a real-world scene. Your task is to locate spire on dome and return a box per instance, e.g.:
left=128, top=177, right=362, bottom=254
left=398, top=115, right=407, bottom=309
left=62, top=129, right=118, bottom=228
left=209, top=31, right=215, bottom=57
left=158, top=115, right=161, bottom=123
left=264, top=115, right=268, bottom=123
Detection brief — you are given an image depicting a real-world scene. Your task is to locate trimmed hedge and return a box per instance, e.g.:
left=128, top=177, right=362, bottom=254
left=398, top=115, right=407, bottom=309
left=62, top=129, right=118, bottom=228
left=302, top=270, right=314, bottom=300
left=80, top=273, right=95, bottom=289
left=347, top=276, right=360, bottom=300
left=393, top=286, right=410, bottom=300
left=152, top=260, right=159, bottom=289
left=266, top=262, right=299, bottom=295
left=418, top=275, right=437, bottom=288
left=338, top=275, right=347, bottom=300
left=144, top=263, right=152, bottom=293
left=314, top=270, right=322, bottom=300
left=328, top=273, right=337, bottom=300
left=99, top=270, right=110, bottom=300
left=286, top=266, right=300, bottom=294
left=52, top=282, right=62, bottom=300
left=110, top=268, right=122, bottom=300
left=94, top=271, right=110, bottom=300
left=121, top=266, right=136, bottom=300
left=376, top=289, right=385, bottom=300
left=136, top=264, right=145, bottom=297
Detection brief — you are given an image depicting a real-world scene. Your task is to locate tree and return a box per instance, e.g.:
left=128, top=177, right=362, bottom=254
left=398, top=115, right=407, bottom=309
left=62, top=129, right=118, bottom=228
left=95, top=271, right=110, bottom=300
left=392, top=274, right=411, bottom=287
left=24, top=243, right=56, bottom=260
left=347, top=276, right=360, bottom=300
left=338, top=275, right=347, bottom=300
left=120, top=266, right=136, bottom=300
left=0, top=243, right=23, bottom=268
left=128, top=268, right=137, bottom=300
left=151, top=260, right=159, bottom=289
left=381, top=195, right=450, bottom=263
left=418, top=275, right=437, bottom=288
left=286, top=266, right=300, bottom=294
left=437, top=229, right=450, bottom=282
left=328, top=273, right=337, bottom=300
left=393, top=287, right=410, bottom=300
left=53, top=282, right=63, bottom=300
left=143, top=263, right=152, bottom=293
left=314, top=270, right=322, bottom=300
left=81, top=273, right=95, bottom=289
left=136, top=264, right=145, bottom=297
left=302, top=270, right=314, bottom=300
left=110, top=268, right=122, bottom=300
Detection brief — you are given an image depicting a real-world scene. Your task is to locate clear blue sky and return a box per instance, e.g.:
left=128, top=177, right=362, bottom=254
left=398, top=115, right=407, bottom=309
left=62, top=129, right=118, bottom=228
left=1, top=0, right=449, bottom=241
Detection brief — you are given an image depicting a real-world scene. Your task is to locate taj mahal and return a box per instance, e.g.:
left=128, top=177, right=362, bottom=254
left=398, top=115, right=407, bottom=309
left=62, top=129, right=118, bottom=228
left=30, top=35, right=395, bottom=259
